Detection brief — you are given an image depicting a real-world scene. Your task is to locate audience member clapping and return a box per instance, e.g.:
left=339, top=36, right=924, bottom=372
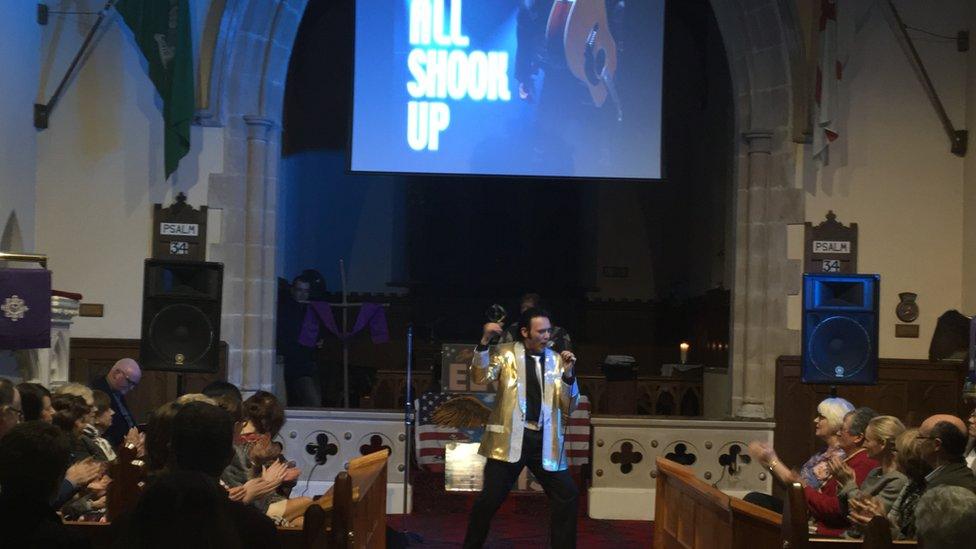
left=86, top=390, right=117, bottom=461
left=803, top=407, right=879, bottom=535
left=829, top=415, right=906, bottom=537
left=744, top=397, right=854, bottom=513
left=114, top=401, right=279, bottom=548
left=52, top=393, right=97, bottom=462
left=0, top=421, right=87, bottom=548
left=17, top=382, right=54, bottom=422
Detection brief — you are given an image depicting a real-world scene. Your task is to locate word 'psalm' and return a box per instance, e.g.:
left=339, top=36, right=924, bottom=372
left=406, top=0, right=511, bottom=152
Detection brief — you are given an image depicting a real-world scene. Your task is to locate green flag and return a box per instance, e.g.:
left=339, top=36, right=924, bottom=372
left=116, top=0, right=194, bottom=179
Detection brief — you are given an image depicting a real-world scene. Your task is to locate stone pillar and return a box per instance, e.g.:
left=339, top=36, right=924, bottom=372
left=19, top=293, right=79, bottom=387
left=734, top=130, right=773, bottom=419
left=241, top=115, right=276, bottom=392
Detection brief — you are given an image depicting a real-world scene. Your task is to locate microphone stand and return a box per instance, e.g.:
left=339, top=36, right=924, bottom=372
left=400, top=325, right=423, bottom=544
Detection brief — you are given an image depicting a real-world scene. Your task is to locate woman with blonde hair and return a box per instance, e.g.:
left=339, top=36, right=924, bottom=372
left=849, top=428, right=933, bottom=540
left=830, top=415, right=907, bottom=536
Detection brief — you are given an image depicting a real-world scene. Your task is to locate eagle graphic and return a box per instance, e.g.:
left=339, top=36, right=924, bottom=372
left=431, top=395, right=492, bottom=429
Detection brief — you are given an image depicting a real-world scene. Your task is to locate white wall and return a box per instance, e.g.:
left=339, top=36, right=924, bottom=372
left=33, top=1, right=222, bottom=339
left=0, top=3, right=40, bottom=254
left=801, top=0, right=968, bottom=358
left=964, top=1, right=976, bottom=314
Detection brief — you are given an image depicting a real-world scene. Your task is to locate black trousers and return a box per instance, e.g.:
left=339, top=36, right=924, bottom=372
left=463, top=429, right=579, bottom=548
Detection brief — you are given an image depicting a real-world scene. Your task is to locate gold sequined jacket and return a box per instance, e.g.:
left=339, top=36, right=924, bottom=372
left=470, top=341, right=580, bottom=471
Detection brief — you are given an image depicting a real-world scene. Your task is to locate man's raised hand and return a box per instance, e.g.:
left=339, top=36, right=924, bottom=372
left=481, top=322, right=503, bottom=345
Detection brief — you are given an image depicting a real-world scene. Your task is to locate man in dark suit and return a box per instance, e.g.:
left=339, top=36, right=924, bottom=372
left=90, top=358, right=141, bottom=447
left=918, top=414, right=976, bottom=492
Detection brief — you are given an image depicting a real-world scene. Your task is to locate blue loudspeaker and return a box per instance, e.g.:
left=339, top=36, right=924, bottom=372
left=802, top=273, right=880, bottom=385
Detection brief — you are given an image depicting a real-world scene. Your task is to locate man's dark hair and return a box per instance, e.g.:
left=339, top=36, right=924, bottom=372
left=171, top=402, right=235, bottom=478
left=847, top=407, right=878, bottom=437
left=146, top=400, right=184, bottom=473
left=202, top=381, right=243, bottom=403
left=0, top=421, right=71, bottom=500
left=293, top=268, right=327, bottom=300
left=17, top=383, right=51, bottom=422
left=242, top=391, right=285, bottom=437
left=518, top=307, right=551, bottom=341
left=0, top=378, right=16, bottom=406
left=202, top=381, right=244, bottom=423
left=519, top=293, right=542, bottom=308
left=932, top=420, right=968, bottom=458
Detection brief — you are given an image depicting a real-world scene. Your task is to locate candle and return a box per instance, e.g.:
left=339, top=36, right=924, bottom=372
left=680, top=342, right=689, bottom=364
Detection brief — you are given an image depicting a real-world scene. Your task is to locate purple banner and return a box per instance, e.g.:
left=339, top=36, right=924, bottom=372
left=0, top=269, right=52, bottom=350
left=298, top=301, right=389, bottom=346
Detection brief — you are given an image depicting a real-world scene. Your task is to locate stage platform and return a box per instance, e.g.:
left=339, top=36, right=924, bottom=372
left=387, top=469, right=653, bottom=548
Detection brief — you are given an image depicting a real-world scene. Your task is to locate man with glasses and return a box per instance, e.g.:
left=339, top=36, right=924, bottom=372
left=917, top=414, right=976, bottom=492
left=0, top=378, right=22, bottom=440
left=90, top=358, right=142, bottom=447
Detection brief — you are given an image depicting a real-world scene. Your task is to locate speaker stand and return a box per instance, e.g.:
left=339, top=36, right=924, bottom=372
left=398, top=325, right=423, bottom=545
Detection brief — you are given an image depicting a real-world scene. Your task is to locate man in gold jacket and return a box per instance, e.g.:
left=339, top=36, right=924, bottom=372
left=463, top=307, right=580, bottom=548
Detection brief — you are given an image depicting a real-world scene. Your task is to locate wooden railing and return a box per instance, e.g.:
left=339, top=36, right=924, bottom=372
left=279, top=448, right=390, bottom=549
left=654, top=457, right=922, bottom=548
left=654, top=457, right=781, bottom=549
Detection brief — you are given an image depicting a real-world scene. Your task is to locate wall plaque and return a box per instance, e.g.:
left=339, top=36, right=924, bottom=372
left=152, top=193, right=207, bottom=261
left=805, top=211, right=857, bottom=274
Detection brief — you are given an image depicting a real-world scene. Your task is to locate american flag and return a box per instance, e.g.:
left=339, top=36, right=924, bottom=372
left=415, top=392, right=590, bottom=472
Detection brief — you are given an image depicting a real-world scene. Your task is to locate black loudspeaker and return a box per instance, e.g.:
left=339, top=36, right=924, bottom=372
left=801, top=273, right=879, bottom=385
left=140, top=259, right=223, bottom=373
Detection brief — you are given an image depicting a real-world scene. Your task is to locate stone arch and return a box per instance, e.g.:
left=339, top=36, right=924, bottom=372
left=709, top=0, right=805, bottom=417
left=201, top=0, right=806, bottom=414
left=198, top=0, right=309, bottom=392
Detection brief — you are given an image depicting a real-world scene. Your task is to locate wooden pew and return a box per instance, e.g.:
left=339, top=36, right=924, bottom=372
left=64, top=442, right=146, bottom=545
left=106, top=442, right=147, bottom=521
left=68, top=448, right=390, bottom=549
left=654, top=457, right=781, bottom=549
left=279, top=448, right=390, bottom=549
left=781, top=482, right=918, bottom=548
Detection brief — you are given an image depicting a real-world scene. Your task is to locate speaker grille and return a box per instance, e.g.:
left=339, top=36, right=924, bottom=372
left=806, top=315, right=871, bottom=381
left=148, top=303, right=215, bottom=366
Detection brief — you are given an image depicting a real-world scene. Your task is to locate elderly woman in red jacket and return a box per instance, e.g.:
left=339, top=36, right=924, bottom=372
left=747, top=402, right=879, bottom=535
left=802, top=407, right=881, bottom=535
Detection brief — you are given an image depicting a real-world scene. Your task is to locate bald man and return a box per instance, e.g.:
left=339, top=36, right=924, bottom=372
left=90, top=358, right=142, bottom=447
left=918, top=414, right=976, bottom=492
